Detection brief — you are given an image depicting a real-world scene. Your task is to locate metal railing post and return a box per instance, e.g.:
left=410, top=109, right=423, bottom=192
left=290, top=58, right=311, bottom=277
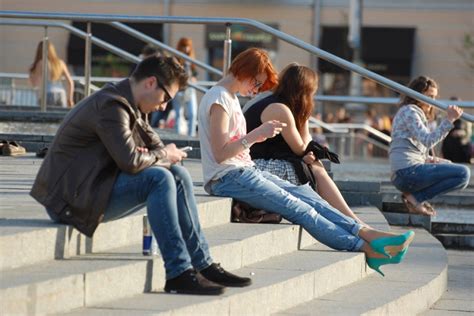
left=349, top=130, right=355, bottom=159
left=362, top=137, right=367, bottom=158
left=223, top=23, right=232, bottom=76
left=84, top=22, right=92, bottom=97
left=339, top=136, right=345, bottom=158
left=40, top=27, right=49, bottom=112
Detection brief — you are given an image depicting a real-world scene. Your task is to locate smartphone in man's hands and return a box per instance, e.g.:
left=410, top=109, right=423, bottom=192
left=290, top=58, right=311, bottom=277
left=180, top=146, right=193, bottom=152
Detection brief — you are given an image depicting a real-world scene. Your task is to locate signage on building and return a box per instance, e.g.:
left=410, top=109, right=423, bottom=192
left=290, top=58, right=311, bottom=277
left=206, top=24, right=279, bottom=50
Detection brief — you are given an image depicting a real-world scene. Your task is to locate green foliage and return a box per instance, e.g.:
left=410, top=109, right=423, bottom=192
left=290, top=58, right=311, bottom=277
left=93, top=54, right=132, bottom=79
left=458, top=32, right=474, bottom=71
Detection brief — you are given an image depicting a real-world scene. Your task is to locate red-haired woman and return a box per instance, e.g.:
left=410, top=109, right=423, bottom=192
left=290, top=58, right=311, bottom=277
left=29, top=41, right=74, bottom=108
left=198, top=48, right=414, bottom=276
left=243, top=63, right=366, bottom=226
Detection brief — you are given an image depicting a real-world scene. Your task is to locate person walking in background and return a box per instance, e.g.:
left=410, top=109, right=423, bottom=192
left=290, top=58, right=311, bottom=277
left=29, top=41, right=74, bottom=108
left=244, top=63, right=367, bottom=226
left=389, top=76, right=470, bottom=216
left=199, top=48, right=415, bottom=277
left=172, top=37, right=198, bottom=136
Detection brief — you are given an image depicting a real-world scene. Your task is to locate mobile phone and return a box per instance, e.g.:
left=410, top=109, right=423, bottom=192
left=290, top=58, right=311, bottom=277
left=180, top=146, right=193, bottom=152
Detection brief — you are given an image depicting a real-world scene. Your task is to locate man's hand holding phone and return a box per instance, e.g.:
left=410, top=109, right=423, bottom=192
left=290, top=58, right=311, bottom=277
left=179, top=146, right=193, bottom=153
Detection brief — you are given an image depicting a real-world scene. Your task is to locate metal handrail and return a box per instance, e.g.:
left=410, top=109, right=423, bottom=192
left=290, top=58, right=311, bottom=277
left=109, top=22, right=222, bottom=77
left=355, top=133, right=390, bottom=151
left=0, top=72, right=209, bottom=94
left=308, top=116, right=347, bottom=133
left=308, top=117, right=392, bottom=144
left=1, top=11, right=473, bottom=122
left=331, top=123, right=392, bottom=143
left=315, top=95, right=474, bottom=108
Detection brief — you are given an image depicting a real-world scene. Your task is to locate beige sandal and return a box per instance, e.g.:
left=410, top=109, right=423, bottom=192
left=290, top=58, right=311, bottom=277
left=422, top=202, right=437, bottom=216
left=2, top=141, right=26, bottom=156
left=401, top=194, right=434, bottom=216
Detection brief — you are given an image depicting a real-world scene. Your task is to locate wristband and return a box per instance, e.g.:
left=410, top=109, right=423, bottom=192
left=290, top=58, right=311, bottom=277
left=241, top=138, right=250, bottom=150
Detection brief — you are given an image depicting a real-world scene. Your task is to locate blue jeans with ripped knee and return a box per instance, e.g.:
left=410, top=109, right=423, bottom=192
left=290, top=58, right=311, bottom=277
left=209, top=167, right=364, bottom=252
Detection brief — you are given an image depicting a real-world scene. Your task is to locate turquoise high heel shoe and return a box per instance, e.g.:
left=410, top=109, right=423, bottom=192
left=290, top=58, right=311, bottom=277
left=391, top=247, right=408, bottom=264
left=366, top=249, right=408, bottom=277
left=370, top=230, right=415, bottom=258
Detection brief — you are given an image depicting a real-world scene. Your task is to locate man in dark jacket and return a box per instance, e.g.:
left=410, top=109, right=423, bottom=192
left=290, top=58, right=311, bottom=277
left=30, top=56, right=250, bottom=295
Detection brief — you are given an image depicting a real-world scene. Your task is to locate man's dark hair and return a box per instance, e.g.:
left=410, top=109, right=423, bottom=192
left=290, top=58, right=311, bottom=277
left=131, top=56, right=188, bottom=89
left=141, top=44, right=162, bottom=58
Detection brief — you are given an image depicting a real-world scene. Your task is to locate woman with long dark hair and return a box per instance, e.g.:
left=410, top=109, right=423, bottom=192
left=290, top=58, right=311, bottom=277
left=389, top=76, right=470, bottom=215
left=244, top=63, right=365, bottom=225
left=29, top=41, right=74, bottom=107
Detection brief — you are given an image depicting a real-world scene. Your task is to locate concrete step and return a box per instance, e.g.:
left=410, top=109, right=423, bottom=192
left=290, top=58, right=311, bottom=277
left=63, top=244, right=370, bottom=316
left=0, top=222, right=316, bottom=315
left=423, top=250, right=474, bottom=315
left=380, top=188, right=474, bottom=208
left=340, top=184, right=474, bottom=210
left=433, top=234, right=474, bottom=250
left=0, top=199, right=231, bottom=271
left=275, top=228, right=447, bottom=316
left=19, top=207, right=386, bottom=316
left=431, top=208, right=474, bottom=234
left=380, top=210, right=432, bottom=231
left=0, top=110, right=66, bottom=122
left=0, top=187, right=232, bottom=271
left=382, top=202, right=474, bottom=249
left=0, top=129, right=201, bottom=156
left=0, top=105, right=70, bottom=112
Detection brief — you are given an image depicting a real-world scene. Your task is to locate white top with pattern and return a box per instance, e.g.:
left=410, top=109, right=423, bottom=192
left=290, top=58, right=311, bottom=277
left=389, top=104, right=453, bottom=172
left=198, top=85, right=254, bottom=193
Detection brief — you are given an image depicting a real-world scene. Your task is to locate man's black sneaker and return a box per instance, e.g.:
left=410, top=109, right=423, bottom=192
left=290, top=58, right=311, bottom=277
left=164, top=269, right=225, bottom=295
left=200, top=263, right=252, bottom=287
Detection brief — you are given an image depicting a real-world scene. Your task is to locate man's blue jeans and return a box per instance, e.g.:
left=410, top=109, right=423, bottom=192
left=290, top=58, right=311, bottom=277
left=103, top=165, right=213, bottom=279
left=391, top=163, right=470, bottom=204
left=209, top=167, right=364, bottom=252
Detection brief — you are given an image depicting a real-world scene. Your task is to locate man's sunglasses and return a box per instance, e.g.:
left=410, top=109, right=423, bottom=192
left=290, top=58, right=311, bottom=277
left=155, top=77, right=173, bottom=103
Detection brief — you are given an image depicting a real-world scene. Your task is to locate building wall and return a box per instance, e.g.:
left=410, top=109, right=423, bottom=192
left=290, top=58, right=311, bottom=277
left=168, top=3, right=313, bottom=73
left=1, top=1, right=472, bottom=100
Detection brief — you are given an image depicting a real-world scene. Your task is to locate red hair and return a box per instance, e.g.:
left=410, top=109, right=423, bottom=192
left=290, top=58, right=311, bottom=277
left=228, top=48, right=278, bottom=91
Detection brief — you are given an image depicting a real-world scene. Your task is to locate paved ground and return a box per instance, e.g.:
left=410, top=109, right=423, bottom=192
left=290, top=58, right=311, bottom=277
left=424, top=250, right=474, bottom=315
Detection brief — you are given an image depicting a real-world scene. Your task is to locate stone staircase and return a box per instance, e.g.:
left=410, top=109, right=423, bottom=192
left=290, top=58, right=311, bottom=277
left=0, top=155, right=450, bottom=315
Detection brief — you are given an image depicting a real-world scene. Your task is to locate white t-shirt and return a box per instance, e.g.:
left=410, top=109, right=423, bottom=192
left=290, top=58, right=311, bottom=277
left=198, top=85, right=254, bottom=193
